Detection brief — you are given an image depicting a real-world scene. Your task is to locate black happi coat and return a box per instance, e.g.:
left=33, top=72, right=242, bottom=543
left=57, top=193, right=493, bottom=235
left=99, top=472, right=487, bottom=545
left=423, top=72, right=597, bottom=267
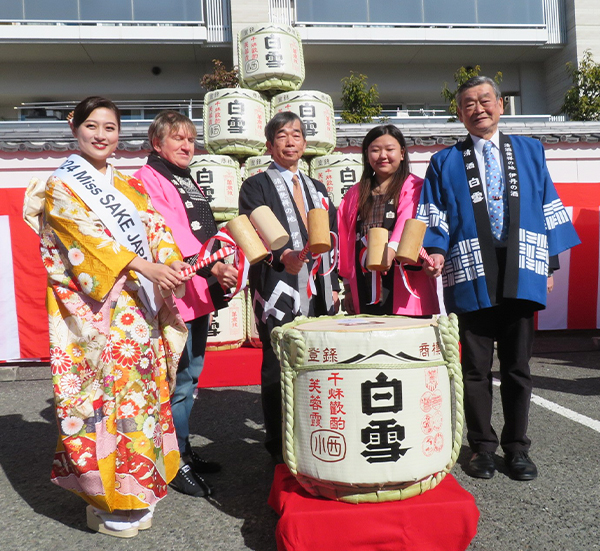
left=239, top=169, right=339, bottom=330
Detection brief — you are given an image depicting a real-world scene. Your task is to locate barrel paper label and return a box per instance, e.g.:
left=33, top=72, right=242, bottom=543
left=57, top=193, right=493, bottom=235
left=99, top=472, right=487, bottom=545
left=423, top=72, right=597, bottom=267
left=293, top=365, right=451, bottom=484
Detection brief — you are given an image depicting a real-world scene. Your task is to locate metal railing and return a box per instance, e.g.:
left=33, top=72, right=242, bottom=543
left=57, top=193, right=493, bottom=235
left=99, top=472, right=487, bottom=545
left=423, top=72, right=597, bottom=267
left=270, top=0, right=294, bottom=25
left=16, top=100, right=204, bottom=121
left=205, top=0, right=232, bottom=42
left=0, top=0, right=213, bottom=25
left=0, top=0, right=232, bottom=42
left=276, top=0, right=565, bottom=45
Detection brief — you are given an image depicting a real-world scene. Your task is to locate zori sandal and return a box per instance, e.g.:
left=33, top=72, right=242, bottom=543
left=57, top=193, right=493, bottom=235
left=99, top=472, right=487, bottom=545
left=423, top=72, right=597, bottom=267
left=86, top=505, right=139, bottom=538
left=130, top=506, right=155, bottom=530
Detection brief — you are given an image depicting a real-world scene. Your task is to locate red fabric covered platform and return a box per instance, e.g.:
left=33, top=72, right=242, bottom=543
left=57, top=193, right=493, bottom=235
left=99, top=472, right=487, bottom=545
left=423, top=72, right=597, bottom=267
left=198, top=346, right=262, bottom=388
left=268, top=464, right=479, bottom=551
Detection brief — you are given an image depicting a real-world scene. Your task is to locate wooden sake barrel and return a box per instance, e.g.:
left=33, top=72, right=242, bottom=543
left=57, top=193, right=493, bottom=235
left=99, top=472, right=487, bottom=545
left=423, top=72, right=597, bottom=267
left=206, top=292, right=246, bottom=351
left=238, top=24, right=305, bottom=93
left=272, top=314, right=463, bottom=503
left=203, top=88, right=269, bottom=157
left=189, top=155, right=241, bottom=217
left=243, top=155, right=309, bottom=180
left=271, top=91, right=336, bottom=156
left=310, top=153, right=363, bottom=207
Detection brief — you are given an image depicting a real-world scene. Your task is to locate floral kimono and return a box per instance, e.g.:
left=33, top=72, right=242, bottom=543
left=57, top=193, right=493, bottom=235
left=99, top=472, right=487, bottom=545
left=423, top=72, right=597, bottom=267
left=28, top=164, right=187, bottom=512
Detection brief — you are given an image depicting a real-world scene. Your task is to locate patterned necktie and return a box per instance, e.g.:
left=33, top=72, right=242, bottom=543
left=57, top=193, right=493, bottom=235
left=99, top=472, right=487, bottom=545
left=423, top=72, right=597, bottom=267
left=292, top=174, right=308, bottom=228
left=483, top=140, right=508, bottom=241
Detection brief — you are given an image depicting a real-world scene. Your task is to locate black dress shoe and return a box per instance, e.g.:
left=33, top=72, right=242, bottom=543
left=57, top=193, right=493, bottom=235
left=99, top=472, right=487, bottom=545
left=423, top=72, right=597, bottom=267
left=169, top=464, right=213, bottom=497
left=188, top=449, right=221, bottom=474
left=505, top=451, right=538, bottom=481
left=466, top=451, right=496, bottom=479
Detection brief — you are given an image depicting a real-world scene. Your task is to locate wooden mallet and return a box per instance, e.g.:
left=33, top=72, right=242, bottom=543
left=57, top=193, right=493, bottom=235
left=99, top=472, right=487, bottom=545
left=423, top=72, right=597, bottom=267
left=298, top=208, right=332, bottom=261
left=249, top=205, right=289, bottom=251
left=395, top=219, right=434, bottom=266
left=365, top=227, right=389, bottom=271
left=166, top=214, right=270, bottom=299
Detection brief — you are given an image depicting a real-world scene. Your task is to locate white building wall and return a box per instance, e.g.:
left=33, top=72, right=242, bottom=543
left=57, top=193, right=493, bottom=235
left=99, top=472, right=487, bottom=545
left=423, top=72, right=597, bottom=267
left=230, top=0, right=271, bottom=66
left=2, top=141, right=598, bottom=191
left=573, top=0, right=600, bottom=56
left=303, top=60, right=527, bottom=112
left=545, top=0, right=600, bottom=115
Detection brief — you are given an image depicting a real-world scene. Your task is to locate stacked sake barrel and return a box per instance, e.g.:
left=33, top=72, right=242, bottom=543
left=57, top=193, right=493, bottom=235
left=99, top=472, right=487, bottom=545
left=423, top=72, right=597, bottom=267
left=206, top=292, right=246, bottom=351
left=243, top=154, right=309, bottom=180
left=200, top=24, right=361, bottom=348
left=189, top=154, right=241, bottom=223
left=310, top=153, right=363, bottom=207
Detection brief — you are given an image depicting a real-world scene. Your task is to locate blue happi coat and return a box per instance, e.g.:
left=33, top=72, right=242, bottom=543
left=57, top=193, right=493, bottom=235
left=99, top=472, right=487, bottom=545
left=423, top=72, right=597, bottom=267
left=417, top=133, right=580, bottom=314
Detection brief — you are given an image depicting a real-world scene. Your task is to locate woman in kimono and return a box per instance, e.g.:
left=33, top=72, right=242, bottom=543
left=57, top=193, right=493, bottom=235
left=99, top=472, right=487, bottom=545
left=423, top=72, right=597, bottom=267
left=23, top=97, right=189, bottom=537
left=337, top=124, right=439, bottom=316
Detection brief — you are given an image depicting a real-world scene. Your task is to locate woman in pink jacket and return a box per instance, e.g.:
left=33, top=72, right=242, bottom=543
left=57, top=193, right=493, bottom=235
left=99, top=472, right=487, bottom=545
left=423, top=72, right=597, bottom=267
left=337, top=124, right=439, bottom=316
left=135, top=111, right=238, bottom=498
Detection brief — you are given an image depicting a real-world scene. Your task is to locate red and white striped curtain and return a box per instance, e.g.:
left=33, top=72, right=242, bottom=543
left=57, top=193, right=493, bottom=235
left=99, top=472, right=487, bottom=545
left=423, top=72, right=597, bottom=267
left=1, top=183, right=598, bottom=361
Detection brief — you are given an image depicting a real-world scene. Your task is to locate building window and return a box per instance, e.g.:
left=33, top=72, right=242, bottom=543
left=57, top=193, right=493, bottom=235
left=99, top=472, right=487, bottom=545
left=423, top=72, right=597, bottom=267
left=1, top=0, right=204, bottom=23
left=296, top=0, right=544, bottom=25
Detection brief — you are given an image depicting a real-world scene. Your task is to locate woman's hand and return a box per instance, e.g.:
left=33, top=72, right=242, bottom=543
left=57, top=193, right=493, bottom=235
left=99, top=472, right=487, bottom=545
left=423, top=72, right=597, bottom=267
left=424, top=253, right=445, bottom=278
left=127, top=256, right=184, bottom=291
left=170, top=260, right=195, bottom=282
left=384, top=246, right=396, bottom=271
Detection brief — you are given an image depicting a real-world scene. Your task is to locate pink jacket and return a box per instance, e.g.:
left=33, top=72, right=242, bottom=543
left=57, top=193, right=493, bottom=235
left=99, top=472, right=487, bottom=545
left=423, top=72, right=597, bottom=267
left=134, top=164, right=216, bottom=321
left=337, top=173, right=440, bottom=316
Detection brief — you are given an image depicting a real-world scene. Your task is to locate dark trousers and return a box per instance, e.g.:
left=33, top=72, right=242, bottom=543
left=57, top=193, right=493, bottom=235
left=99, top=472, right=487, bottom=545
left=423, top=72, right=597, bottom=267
left=457, top=300, right=535, bottom=454
left=256, top=291, right=330, bottom=457
left=257, top=317, right=285, bottom=457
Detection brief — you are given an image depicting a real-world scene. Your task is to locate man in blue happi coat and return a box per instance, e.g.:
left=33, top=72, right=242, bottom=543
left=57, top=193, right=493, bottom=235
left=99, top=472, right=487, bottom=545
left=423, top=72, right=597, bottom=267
left=418, top=76, right=580, bottom=481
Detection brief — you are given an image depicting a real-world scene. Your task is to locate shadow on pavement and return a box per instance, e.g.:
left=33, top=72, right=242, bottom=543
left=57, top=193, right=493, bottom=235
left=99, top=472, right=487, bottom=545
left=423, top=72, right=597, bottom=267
left=0, top=400, right=88, bottom=532
left=187, top=386, right=279, bottom=551
left=0, top=387, right=280, bottom=549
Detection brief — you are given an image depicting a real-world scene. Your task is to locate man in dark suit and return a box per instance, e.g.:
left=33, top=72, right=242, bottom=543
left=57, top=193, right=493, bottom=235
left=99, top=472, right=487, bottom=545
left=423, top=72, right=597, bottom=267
left=239, top=112, right=339, bottom=460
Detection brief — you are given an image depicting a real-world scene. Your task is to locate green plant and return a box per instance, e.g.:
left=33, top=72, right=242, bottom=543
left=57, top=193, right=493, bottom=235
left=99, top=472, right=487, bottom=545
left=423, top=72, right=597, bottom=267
left=340, top=72, right=382, bottom=124
left=441, top=66, right=503, bottom=119
left=200, top=59, right=239, bottom=92
left=562, top=50, right=600, bottom=121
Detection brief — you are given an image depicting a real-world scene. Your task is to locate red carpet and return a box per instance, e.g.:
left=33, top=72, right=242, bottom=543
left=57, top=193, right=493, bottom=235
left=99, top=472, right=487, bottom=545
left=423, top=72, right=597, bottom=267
left=198, top=345, right=262, bottom=388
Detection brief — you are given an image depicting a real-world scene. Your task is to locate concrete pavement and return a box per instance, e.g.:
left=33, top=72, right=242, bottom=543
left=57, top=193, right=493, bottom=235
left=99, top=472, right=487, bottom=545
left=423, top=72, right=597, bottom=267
left=0, top=330, right=599, bottom=550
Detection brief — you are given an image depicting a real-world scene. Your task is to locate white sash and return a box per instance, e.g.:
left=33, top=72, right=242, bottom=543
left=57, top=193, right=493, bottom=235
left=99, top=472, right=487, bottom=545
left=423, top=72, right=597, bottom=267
left=53, top=154, right=162, bottom=315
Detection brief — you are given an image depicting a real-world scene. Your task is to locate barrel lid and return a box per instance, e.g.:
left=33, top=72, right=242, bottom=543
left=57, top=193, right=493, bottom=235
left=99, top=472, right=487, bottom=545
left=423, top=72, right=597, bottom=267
left=295, top=316, right=437, bottom=333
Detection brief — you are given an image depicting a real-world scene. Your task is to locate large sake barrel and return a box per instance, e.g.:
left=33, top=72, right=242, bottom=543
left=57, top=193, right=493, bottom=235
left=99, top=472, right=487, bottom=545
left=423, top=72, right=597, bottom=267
left=189, top=155, right=241, bottom=221
left=272, top=314, right=463, bottom=503
left=206, top=292, right=246, bottom=351
left=238, top=24, right=305, bottom=93
left=271, top=91, right=336, bottom=156
left=311, top=154, right=363, bottom=207
left=203, top=88, right=269, bottom=157
left=243, top=155, right=309, bottom=180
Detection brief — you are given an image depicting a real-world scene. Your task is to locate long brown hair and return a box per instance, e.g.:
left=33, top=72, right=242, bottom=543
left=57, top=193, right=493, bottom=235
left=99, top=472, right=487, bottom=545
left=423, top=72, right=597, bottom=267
left=357, top=124, right=410, bottom=221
